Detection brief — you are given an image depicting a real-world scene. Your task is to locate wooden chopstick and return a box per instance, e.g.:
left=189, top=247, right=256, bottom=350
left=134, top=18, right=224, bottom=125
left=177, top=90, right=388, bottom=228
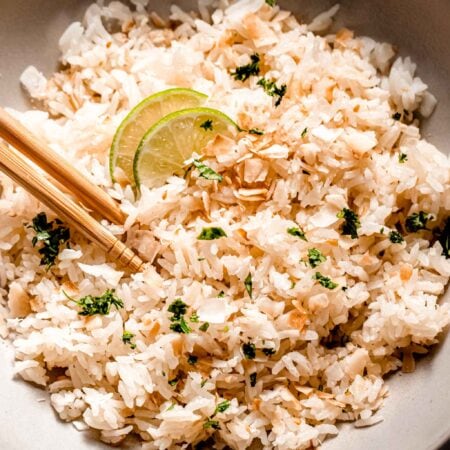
left=0, top=141, right=143, bottom=272
left=0, top=107, right=126, bottom=225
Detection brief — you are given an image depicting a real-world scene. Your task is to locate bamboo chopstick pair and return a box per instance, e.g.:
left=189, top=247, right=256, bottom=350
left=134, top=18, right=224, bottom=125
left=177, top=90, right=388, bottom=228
left=0, top=107, right=144, bottom=272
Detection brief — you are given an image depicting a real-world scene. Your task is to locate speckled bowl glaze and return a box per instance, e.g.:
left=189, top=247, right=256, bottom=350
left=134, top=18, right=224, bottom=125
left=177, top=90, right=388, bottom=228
left=0, top=1, right=448, bottom=449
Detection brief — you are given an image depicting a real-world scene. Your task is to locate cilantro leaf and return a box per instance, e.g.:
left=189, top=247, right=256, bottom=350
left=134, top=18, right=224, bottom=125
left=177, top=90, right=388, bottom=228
left=307, top=248, right=326, bottom=268
left=170, top=316, right=192, bottom=334
left=122, top=331, right=136, bottom=349
left=398, top=152, right=408, bottom=163
left=389, top=230, right=404, bottom=244
left=231, top=53, right=261, bottom=82
left=265, top=0, right=277, bottom=6
left=249, top=128, right=264, bottom=135
left=301, top=127, right=308, bottom=138
left=193, top=159, right=222, bottom=182
left=337, top=208, right=361, bottom=239
left=313, top=272, right=338, bottom=290
left=199, top=322, right=210, bottom=332
left=262, top=347, right=276, bottom=356
left=203, top=419, right=220, bottom=430
left=242, top=342, right=256, bottom=359
left=405, top=211, right=431, bottom=233
left=168, top=299, right=188, bottom=321
left=214, top=400, right=231, bottom=415
left=217, top=291, right=225, bottom=298
left=66, top=289, right=124, bottom=316
left=244, top=273, right=253, bottom=298
left=287, top=227, right=307, bottom=241
left=200, top=119, right=213, bottom=131
left=257, top=78, right=287, bottom=107
left=197, top=227, right=227, bottom=240
left=29, top=212, right=70, bottom=269
left=187, top=354, right=198, bottom=365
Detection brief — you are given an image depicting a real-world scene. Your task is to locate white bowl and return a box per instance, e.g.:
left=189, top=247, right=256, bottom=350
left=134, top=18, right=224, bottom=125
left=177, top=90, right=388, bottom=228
left=0, top=1, right=448, bottom=449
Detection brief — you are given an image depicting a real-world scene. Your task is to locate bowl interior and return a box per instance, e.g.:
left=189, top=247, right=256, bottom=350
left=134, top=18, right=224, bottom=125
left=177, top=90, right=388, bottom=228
left=0, top=1, right=448, bottom=450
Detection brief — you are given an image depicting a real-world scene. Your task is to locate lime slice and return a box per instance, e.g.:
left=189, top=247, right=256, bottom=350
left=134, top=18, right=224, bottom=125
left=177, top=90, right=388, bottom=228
left=109, top=88, right=207, bottom=183
left=133, top=107, right=239, bottom=188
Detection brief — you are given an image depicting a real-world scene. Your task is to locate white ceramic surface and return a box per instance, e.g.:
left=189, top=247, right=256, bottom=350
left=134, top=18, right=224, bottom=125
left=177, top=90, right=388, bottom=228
left=0, top=1, right=449, bottom=449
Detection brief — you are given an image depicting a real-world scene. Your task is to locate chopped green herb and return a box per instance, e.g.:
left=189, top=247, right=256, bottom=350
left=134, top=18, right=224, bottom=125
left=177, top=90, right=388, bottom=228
left=290, top=281, right=296, bottom=289
left=287, top=227, right=307, bottom=241
left=265, top=0, right=277, bottom=6
left=244, top=273, right=253, bottom=299
left=200, top=119, right=213, bottom=131
left=199, top=322, right=210, bottom=332
left=218, top=291, right=225, bottom=298
left=198, top=257, right=205, bottom=261
left=29, top=212, right=70, bottom=269
left=249, top=128, right=264, bottom=135
left=197, top=227, right=227, bottom=240
left=392, top=112, right=402, bottom=120
left=380, top=227, right=385, bottom=234
left=203, top=419, right=220, bottom=430
left=168, top=375, right=180, bottom=387
left=389, top=230, right=404, bottom=244
left=262, top=347, right=276, bottom=356
left=398, top=152, right=408, bottom=163
left=167, top=403, right=176, bottom=411
left=301, top=127, right=308, bottom=138
left=257, top=78, right=287, bottom=107
left=65, top=289, right=124, bottom=316
left=405, top=211, right=431, bottom=233
left=250, top=372, right=257, bottom=387
left=242, top=342, right=256, bottom=359
left=214, top=400, right=231, bottom=415
left=222, top=326, right=230, bottom=332
left=192, top=159, right=223, bottom=182
left=231, top=53, right=261, bottom=82
left=189, top=312, right=199, bottom=323
left=342, top=286, right=348, bottom=292
left=122, top=331, right=136, bottom=349
left=307, top=248, right=326, bottom=268
left=170, top=316, right=192, bottom=334
left=337, top=208, right=361, bottom=239
left=187, top=355, right=198, bottom=365
left=436, top=217, right=450, bottom=258
left=168, top=299, right=188, bottom=321
left=200, top=378, right=208, bottom=388
left=313, top=272, right=338, bottom=290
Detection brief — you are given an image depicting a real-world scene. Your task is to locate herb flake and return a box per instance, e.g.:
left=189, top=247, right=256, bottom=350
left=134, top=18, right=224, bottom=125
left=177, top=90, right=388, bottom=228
left=170, top=316, right=192, bottom=334
left=244, top=273, right=253, bottom=299
left=214, top=400, right=231, bottom=415
left=307, top=248, right=326, bottom=268
left=197, top=227, right=227, bottom=240
left=337, top=208, right=361, bottom=239
left=287, top=227, right=307, bottom=241
left=398, top=152, right=408, bottom=163
left=257, top=78, right=287, bottom=107
left=66, top=289, right=124, bottom=316
left=242, top=342, right=256, bottom=359
left=389, top=230, right=404, bottom=244
left=301, top=127, right=308, bottom=138
left=199, top=322, right=210, bottom=332
left=313, top=272, right=338, bottom=290
left=200, top=119, right=213, bottom=131
left=168, top=299, right=188, bottom=321
left=262, top=348, right=276, bottom=356
left=250, top=372, right=257, bottom=387
left=122, top=331, right=136, bottom=349
left=187, top=355, right=198, bottom=365
left=231, top=53, right=261, bottom=82
left=265, top=0, right=277, bottom=6
left=29, top=212, right=70, bottom=269
left=203, top=419, right=220, bottom=430
left=193, top=159, right=222, bottom=182
left=405, top=211, right=431, bottom=233
left=249, top=128, right=264, bottom=135
left=436, top=217, right=450, bottom=258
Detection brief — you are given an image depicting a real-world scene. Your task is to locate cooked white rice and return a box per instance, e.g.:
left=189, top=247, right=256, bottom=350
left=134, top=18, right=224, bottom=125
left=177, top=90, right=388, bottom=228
left=1, top=1, right=450, bottom=449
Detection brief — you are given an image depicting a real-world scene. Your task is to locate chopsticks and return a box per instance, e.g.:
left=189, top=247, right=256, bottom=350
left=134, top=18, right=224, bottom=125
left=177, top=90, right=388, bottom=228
left=0, top=141, right=143, bottom=272
left=0, top=107, right=126, bottom=225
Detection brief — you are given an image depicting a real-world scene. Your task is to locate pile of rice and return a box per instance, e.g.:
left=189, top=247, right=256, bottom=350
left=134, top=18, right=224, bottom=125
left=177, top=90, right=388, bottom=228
left=1, top=1, right=449, bottom=449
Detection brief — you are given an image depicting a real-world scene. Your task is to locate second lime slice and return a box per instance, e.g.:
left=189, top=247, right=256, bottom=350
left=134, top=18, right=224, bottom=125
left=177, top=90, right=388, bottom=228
left=133, top=107, right=239, bottom=188
left=109, top=88, right=207, bottom=183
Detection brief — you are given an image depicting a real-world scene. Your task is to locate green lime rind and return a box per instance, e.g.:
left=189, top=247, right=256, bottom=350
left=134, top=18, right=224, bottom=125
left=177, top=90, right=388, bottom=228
left=133, top=107, right=239, bottom=189
left=109, top=88, right=207, bottom=183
